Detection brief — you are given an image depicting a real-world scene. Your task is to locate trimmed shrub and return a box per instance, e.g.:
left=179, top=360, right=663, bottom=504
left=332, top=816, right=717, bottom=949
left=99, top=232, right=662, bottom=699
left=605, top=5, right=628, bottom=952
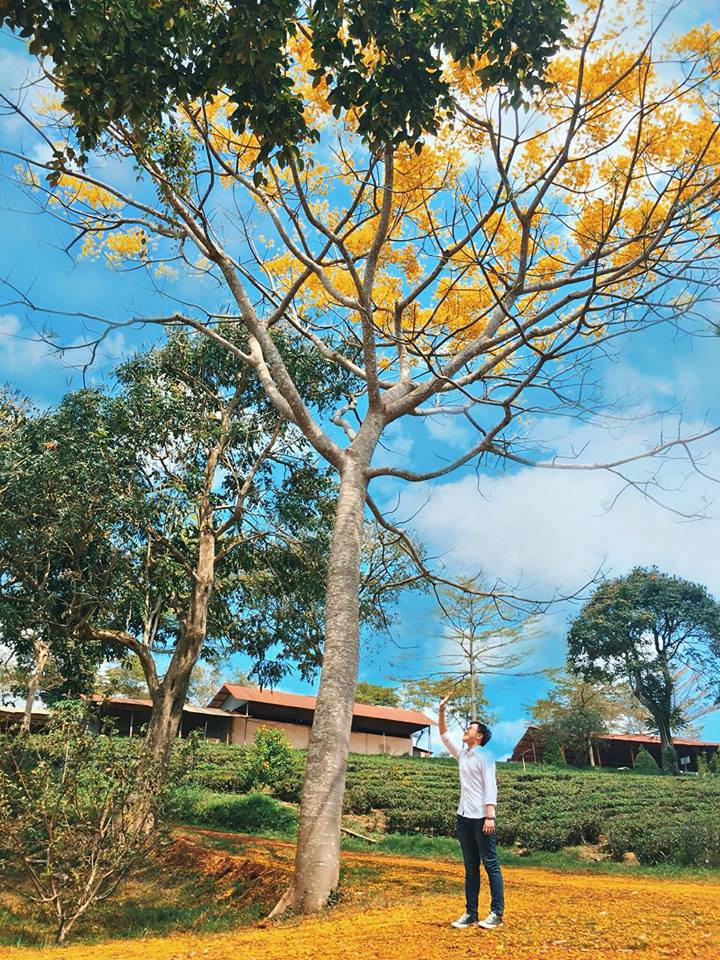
left=680, top=816, right=720, bottom=867
left=633, top=748, right=659, bottom=773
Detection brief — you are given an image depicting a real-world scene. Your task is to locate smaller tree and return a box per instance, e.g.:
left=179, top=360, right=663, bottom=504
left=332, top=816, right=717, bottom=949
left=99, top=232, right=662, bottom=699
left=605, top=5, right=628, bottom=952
left=0, top=701, right=162, bottom=943
left=633, top=747, right=659, bottom=774
left=568, top=569, right=720, bottom=772
left=541, top=705, right=608, bottom=768
left=542, top=739, right=566, bottom=767
left=95, top=657, right=149, bottom=699
left=526, top=669, right=619, bottom=766
left=354, top=682, right=400, bottom=708
left=432, top=582, right=541, bottom=719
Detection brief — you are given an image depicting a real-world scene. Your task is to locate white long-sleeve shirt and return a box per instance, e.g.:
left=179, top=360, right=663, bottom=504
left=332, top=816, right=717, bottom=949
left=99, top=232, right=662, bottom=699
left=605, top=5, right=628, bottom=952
left=441, top=731, right=498, bottom=818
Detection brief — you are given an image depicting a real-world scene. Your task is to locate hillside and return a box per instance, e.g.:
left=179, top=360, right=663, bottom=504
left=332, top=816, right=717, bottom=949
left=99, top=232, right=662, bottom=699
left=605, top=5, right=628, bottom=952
left=182, top=748, right=720, bottom=863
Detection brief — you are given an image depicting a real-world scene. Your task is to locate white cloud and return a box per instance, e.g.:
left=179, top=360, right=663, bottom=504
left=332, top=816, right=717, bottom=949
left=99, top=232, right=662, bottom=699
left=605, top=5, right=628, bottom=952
left=0, top=313, right=59, bottom=368
left=399, top=416, right=720, bottom=598
left=424, top=412, right=471, bottom=449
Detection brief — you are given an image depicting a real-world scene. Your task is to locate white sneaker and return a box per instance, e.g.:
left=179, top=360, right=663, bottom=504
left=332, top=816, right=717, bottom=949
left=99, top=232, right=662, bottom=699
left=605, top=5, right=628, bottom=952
left=478, top=912, right=504, bottom=930
left=451, top=912, right=478, bottom=928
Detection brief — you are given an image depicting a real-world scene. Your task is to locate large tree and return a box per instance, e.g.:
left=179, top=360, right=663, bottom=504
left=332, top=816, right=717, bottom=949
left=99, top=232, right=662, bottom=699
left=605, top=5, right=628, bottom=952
left=567, top=568, right=720, bottom=771
left=4, top=0, right=720, bottom=912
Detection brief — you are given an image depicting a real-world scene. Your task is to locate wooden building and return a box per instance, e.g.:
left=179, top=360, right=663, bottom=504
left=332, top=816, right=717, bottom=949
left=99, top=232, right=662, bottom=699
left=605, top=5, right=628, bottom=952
left=207, top=683, right=435, bottom=755
left=511, top=725, right=720, bottom=771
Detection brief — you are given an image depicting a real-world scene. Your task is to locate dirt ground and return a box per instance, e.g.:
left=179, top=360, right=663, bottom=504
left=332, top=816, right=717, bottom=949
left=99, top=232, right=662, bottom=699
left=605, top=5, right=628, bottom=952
left=5, top=831, right=720, bottom=960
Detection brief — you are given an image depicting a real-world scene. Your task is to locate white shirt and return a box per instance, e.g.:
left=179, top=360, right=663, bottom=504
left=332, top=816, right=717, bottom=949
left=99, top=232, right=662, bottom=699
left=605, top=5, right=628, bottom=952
left=441, top=732, right=498, bottom=818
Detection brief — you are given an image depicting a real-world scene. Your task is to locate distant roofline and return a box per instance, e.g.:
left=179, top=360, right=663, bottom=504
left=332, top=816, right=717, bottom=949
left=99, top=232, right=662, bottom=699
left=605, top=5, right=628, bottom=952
left=209, top=682, right=435, bottom=729
left=513, top=724, right=720, bottom=750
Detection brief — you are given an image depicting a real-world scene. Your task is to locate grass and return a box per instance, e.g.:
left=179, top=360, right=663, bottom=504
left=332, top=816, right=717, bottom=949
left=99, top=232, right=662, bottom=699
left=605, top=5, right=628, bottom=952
left=180, top=818, right=720, bottom=883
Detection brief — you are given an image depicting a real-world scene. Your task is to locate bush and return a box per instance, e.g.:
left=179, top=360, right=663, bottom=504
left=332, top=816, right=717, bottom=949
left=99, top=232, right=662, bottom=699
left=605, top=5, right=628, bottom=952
left=170, top=728, right=304, bottom=798
left=542, top=740, right=566, bottom=766
left=0, top=701, right=163, bottom=944
left=633, top=748, right=659, bottom=773
left=242, top=726, right=299, bottom=795
left=167, top=786, right=298, bottom=837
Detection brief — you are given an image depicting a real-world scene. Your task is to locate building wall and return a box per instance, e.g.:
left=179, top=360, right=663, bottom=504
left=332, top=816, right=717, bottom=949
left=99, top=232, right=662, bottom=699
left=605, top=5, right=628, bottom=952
left=231, top=715, right=412, bottom=755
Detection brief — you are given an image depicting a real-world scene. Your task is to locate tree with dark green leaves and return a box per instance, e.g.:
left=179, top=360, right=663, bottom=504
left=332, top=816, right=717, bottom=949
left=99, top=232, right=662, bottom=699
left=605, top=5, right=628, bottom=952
left=2, top=0, right=569, bottom=168
left=354, top=681, right=401, bottom=707
left=0, top=330, right=414, bottom=777
left=567, top=568, right=720, bottom=772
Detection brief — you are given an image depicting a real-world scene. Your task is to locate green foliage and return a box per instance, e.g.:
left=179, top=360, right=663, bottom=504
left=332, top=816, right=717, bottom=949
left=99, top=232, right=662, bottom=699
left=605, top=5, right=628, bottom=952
left=168, top=730, right=305, bottom=798
left=355, top=682, right=401, bottom=707
left=240, top=726, right=298, bottom=794
left=542, top=739, right=566, bottom=766
left=167, top=787, right=297, bottom=837
left=169, top=744, right=720, bottom=862
left=96, top=658, right=149, bottom=698
left=0, top=702, right=163, bottom=943
left=568, top=567, right=720, bottom=771
left=540, top=706, right=607, bottom=766
left=662, top=746, right=678, bottom=775
left=0, top=330, right=411, bottom=706
left=633, top=747, right=659, bottom=773
left=2, top=0, right=570, bottom=166
left=604, top=815, right=720, bottom=867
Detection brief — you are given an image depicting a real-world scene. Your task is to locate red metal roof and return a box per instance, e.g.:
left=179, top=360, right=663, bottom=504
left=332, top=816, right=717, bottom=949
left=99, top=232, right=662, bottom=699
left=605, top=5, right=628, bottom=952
left=212, top=683, right=435, bottom=728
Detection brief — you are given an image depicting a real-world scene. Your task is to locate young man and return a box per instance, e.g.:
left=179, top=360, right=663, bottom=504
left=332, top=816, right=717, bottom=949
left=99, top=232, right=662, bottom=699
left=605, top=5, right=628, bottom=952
left=439, top=691, right=505, bottom=930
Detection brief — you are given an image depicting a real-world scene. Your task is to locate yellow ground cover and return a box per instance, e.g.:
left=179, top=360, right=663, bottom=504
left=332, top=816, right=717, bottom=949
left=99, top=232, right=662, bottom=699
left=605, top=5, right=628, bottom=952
left=6, top=837, right=720, bottom=960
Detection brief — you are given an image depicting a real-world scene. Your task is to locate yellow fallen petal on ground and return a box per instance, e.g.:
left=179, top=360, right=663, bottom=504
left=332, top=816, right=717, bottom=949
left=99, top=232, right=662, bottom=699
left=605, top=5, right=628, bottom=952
left=5, top=840, right=720, bottom=960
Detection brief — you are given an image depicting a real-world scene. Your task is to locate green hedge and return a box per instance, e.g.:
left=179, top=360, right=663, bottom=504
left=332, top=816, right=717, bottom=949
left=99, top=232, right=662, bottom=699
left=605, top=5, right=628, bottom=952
left=605, top=814, right=720, bottom=867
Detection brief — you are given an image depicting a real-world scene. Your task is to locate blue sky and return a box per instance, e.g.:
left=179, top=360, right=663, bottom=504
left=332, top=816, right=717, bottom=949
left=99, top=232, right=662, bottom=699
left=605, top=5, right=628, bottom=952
left=2, top=5, right=720, bottom=760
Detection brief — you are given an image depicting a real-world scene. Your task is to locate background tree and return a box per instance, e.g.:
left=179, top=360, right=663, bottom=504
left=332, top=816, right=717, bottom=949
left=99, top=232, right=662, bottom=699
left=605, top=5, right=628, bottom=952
left=428, top=582, right=541, bottom=718
left=354, top=682, right=401, bottom=708
left=0, top=332, right=411, bottom=777
left=95, top=658, right=150, bottom=700
left=568, top=568, right=720, bottom=772
left=527, top=668, right=630, bottom=765
left=4, top=0, right=720, bottom=914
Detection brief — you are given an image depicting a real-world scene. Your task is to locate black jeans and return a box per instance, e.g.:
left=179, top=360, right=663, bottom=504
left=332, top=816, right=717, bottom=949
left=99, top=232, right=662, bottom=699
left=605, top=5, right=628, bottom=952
left=456, top=814, right=505, bottom=917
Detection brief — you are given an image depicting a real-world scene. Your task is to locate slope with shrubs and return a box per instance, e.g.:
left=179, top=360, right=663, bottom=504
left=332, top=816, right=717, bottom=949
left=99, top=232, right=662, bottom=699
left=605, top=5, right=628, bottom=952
left=175, top=741, right=720, bottom=867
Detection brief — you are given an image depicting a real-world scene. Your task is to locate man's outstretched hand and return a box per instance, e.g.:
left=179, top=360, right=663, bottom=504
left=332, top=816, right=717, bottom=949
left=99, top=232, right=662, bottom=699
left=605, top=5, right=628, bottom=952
left=439, top=691, right=453, bottom=710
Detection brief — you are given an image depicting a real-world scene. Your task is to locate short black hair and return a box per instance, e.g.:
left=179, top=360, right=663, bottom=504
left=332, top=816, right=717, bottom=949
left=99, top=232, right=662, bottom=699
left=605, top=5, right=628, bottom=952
left=469, top=720, right=492, bottom=746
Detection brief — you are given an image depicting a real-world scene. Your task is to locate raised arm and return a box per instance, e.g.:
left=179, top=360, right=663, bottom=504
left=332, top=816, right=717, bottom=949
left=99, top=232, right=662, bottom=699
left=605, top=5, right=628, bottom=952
left=438, top=693, right=460, bottom=760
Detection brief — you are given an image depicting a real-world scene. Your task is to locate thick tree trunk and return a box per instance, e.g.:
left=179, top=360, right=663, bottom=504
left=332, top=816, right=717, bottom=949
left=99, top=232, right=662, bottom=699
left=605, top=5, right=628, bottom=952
left=21, top=637, right=49, bottom=733
left=141, top=528, right=215, bottom=780
left=290, top=454, right=373, bottom=913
